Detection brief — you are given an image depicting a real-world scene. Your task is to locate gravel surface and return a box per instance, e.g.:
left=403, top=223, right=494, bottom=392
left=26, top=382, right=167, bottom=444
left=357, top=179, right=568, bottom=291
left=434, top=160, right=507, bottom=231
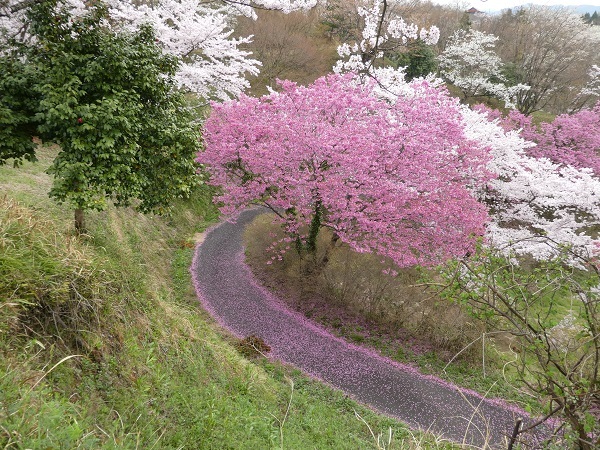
left=191, top=209, right=546, bottom=449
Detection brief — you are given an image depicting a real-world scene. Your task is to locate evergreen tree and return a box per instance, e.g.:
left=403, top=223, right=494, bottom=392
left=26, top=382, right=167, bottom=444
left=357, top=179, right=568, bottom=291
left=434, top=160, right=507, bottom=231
left=583, top=12, right=591, bottom=24
left=389, top=40, right=437, bottom=80
left=459, top=12, right=472, bottom=30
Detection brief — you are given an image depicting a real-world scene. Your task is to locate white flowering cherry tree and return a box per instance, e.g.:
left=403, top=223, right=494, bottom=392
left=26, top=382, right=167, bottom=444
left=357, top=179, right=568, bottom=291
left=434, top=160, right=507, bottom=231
left=570, top=65, right=600, bottom=112
left=332, top=0, right=439, bottom=80
left=438, top=29, right=529, bottom=108
left=463, top=106, right=600, bottom=262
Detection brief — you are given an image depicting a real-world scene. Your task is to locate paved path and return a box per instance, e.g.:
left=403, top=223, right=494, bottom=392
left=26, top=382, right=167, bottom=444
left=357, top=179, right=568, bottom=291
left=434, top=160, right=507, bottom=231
left=191, top=209, right=545, bottom=449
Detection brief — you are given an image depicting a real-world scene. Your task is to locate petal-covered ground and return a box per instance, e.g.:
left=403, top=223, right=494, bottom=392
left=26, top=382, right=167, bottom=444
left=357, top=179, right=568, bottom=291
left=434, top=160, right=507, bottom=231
left=191, top=209, right=546, bottom=448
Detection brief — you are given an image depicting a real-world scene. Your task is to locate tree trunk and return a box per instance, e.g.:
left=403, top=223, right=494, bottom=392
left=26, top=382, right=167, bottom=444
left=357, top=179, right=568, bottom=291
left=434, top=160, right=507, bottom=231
left=566, top=410, right=593, bottom=450
left=321, top=232, right=339, bottom=266
left=306, top=200, right=322, bottom=254
left=74, top=208, right=85, bottom=234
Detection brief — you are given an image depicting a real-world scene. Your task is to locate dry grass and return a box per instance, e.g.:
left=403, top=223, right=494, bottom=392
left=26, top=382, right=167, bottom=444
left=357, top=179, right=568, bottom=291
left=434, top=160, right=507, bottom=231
left=0, top=196, right=121, bottom=354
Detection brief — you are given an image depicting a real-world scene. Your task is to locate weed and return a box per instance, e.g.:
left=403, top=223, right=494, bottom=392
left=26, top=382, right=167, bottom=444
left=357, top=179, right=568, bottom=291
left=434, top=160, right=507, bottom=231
left=235, top=334, right=272, bottom=358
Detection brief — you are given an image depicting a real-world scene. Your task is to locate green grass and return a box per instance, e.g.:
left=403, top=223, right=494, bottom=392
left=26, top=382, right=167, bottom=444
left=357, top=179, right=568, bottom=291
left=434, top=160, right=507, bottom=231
left=0, top=149, right=460, bottom=449
left=530, top=110, right=556, bottom=125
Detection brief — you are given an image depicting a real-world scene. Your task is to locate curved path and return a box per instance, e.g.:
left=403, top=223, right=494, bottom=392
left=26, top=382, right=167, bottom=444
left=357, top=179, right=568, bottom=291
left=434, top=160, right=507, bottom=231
left=191, top=209, right=545, bottom=449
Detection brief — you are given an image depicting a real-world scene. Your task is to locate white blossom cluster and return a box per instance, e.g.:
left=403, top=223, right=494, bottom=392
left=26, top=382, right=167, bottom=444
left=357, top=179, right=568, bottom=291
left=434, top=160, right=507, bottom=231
left=387, top=17, right=418, bottom=44
left=576, top=64, right=600, bottom=100
left=130, top=0, right=261, bottom=100
left=585, top=64, right=600, bottom=93
left=249, top=0, right=317, bottom=14
left=1, top=0, right=315, bottom=100
left=333, top=0, right=439, bottom=76
left=438, top=30, right=529, bottom=108
left=419, top=27, right=440, bottom=45
left=461, top=106, right=600, bottom=262
left=367, top=67, right=444, bottom=102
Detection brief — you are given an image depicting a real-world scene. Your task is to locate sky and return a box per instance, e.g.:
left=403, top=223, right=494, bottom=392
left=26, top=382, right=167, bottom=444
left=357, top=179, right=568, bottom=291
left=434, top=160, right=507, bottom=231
left=430, top=0, right=600, bottom=12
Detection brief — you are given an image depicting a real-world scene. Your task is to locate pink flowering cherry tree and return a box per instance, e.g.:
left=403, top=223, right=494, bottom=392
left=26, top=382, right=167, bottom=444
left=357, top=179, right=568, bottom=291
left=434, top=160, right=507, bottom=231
left=199, top=74, right=493, bottom=268
left=516, top=104, right=600, bottom=177
left=474, top=102, right=600, bottom=177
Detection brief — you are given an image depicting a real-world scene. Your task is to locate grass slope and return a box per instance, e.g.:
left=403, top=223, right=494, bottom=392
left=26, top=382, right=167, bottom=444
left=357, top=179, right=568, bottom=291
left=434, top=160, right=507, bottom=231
left=0, top=148, right=458, bottom=449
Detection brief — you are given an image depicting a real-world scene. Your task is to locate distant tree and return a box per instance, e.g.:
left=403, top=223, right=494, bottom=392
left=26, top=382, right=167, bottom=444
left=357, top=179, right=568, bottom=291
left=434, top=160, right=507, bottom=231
left=321, top=0, right=365, bottom=43
left=235, top=9, right=336, bottom=95
left=321, top=0, right=462, bottom=53
left=583, top=12, right=591, bottom=23
left=481, top=6, right=600, bottom=114
left=389, top=39, right=437, bottom=80
left=200, top=74, right=492, bottom=268
left=458, top=11, right=471, bottom=30
left=438, top=29, right=529, bottom=107
left=570, top=65, right=600, bottom=112
left=531, top=104, right=600, bottom=176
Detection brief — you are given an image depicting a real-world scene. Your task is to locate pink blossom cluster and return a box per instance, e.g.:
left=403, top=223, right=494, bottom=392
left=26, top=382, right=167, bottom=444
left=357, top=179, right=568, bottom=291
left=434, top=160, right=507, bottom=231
left=199, top=74, right=493, bottom=268
left=524, top=106, right=600, bottom=177
left=475, top=103, right=600, bottom=176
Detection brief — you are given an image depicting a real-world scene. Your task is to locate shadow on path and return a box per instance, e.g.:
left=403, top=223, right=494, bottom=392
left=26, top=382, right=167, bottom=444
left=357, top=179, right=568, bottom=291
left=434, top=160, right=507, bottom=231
left=191, top=209, right=546, bottom=449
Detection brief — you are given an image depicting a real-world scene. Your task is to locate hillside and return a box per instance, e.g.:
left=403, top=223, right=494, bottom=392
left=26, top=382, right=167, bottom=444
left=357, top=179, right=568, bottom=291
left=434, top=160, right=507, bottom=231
left=482, top=3, right=600, bottom=14
left=0, top=147, right=459, bottom=449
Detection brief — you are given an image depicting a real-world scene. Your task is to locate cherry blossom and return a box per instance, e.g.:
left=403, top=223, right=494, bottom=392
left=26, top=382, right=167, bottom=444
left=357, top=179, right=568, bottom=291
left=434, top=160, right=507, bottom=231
left=477, top=103, right=600, bottom=177
left=199, top=73, right=492, bottom=268
left=333, top=0, right=439, bottom=76
left=467, top=105, right=600, bottom=261
left=526, top=105, right=600, bottom=177
left=571, top=65, right=600, bottom=112
left=438, top=30, right=529, bottom=108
